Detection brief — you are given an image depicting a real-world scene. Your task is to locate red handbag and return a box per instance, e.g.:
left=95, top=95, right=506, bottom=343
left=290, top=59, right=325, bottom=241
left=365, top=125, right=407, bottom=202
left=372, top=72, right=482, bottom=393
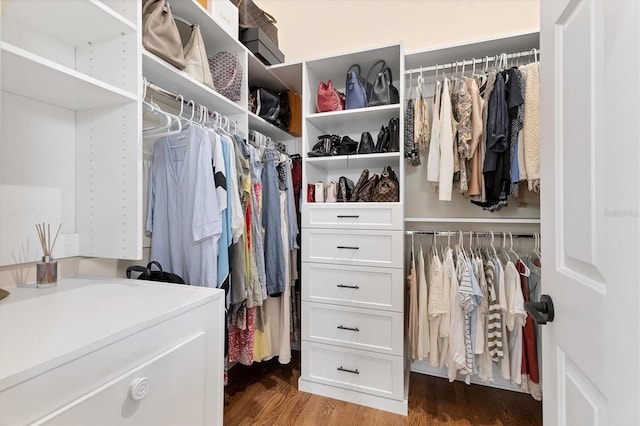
left=316, top=80, right=345, bottom=113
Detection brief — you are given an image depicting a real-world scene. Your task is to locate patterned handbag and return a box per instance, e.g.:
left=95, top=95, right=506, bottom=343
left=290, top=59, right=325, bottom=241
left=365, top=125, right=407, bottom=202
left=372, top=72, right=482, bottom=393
left=350, top=169, right=369, bottom=201
left=372, top=166, right=399, bottom=202
left=316, top=80, right=345, bottom=113
left=209, top=51, right=243, bottom=101
left=355, top=174, right=379, bottom=202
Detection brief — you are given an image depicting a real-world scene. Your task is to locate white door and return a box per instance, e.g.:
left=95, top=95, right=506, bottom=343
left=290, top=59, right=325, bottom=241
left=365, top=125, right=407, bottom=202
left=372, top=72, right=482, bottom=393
left=540, top=0, right=640, bottom=424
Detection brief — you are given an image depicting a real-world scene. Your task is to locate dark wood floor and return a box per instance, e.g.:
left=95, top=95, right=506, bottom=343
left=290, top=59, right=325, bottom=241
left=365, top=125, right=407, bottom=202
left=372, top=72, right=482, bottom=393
left=224, top=351, right=542, bottom=425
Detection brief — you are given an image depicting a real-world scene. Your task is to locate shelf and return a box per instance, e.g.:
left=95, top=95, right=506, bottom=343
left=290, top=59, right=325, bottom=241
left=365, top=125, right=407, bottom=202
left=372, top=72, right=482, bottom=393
left=247, top=53, right=291, bottom=93
left=1, top=0, right=136, bottom=46
left=404, top=217, right=541, bottom=224
left=405, top=31, right=539, bottom=71
left=1, top=42, right=137, bottom=110
left=248, top=111, right=296, bottom=141
left=170, top=0, right=246, bottom=54
left=268, top=62, right=303, bottom=94
left=306, top=104, right=401, bottom=134
left=305, top=152, right=400, bottom=171
left=142, top=50, right=246, bottom=116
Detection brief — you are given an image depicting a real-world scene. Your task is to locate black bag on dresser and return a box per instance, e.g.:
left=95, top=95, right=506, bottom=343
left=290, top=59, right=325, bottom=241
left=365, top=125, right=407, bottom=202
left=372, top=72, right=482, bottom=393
left=126, top=261, right=186, bottom=284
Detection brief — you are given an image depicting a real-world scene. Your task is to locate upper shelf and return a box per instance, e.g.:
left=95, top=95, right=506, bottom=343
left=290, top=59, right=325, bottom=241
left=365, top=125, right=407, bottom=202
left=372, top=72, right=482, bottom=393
left=170, top=0, right=246, bottom=54
left=306, top=104, right=401, bottom=134
left=405, top=31, right=539, bottom=70
left=1, top=0, right=136, bottom=47
left=247, top=111, right=296, bottom=141
left=142, top=50, right=246, bottom=116
left=1, top=42, right=136, bottom=110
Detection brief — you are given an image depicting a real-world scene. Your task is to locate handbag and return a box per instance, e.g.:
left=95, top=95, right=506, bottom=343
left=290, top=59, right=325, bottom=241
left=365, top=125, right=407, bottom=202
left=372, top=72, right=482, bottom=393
left=345, top=64, right=370, bottom=110
left=314, top=181, right=325, bottom=202
left=350, top=169, right=369, bottom=201
left=307, top=183, right=315, bottom=202
left=209, top=51, right=242, bottom=101
left=372, top=165, right=399, bottom=202
left=142, top=0, right=186, bottom=69
left=316, top=80, right=345, bottom=113
left=252, top=87, right=280, bottom=121
left=182, top=24, right=215, bottom=88
left=358, top=131, right=374, bottom=154
left=126, top=261, right=186, bottom=284
left=337, top=176, right=355, bottom=202
left=325, top=181, right=337, bottom=202
left=374, top=125, right=391, bottom=153
left=340, top=136, right=359, bottom=155
left=287, top=90, right=302, bottom=136
left=355, top=174, right=379, bottom=202
left=232, top=0, right=279, bottom=46
left=388, top=117, right=400, bottom=152
left=275, top=90, right=291, bottom=130
left=368, top=60, right=399, bottom=107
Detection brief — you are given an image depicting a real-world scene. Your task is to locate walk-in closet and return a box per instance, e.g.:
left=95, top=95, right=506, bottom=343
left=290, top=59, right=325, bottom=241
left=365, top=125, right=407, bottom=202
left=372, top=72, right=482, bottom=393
left=1, top=1, right=639, bottom=425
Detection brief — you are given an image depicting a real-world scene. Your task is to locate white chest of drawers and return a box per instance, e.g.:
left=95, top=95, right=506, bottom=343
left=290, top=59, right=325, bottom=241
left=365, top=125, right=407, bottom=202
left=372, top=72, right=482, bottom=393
left=299, top=203, right=407, bottom=415
left=0, top=277, right=224, bottom=425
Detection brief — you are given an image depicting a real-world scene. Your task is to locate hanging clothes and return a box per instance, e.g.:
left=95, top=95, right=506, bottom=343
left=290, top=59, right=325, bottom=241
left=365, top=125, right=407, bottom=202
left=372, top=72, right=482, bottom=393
left=146, top=125, right=222, bottom=287
left=408, top=245, right=419, bottom=361
left=426, top=80, right=442, bottom=184
left=504, top=259, right=526, bottom=385
left=428, top=243, right=446, bottom=367
left=438, top=78, right=455, bottom=201
left=522, top=62, right=540, bottom=192
left=465, top=77, right=484, bottom=198
left=452, top=78, right=472, bottom=193
left=417, top=245, right=430, bottom=360
left=517, top=259, right=542, bottom=400
left=262, top=149, right=286, bottom=297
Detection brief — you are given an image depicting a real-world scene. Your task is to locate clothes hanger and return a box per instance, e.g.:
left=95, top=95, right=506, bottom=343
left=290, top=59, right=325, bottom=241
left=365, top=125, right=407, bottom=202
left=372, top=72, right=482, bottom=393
left=501, top=232, right=512, bottom=262
left=533, top=48, right=539, bottom=63
left=511, top=232, right=531, bottom=276
left=460, top=60, right=466, bottom=79
left=142, top=84, right=183, bottom=138
left=490, top=231, right=498, bottom=260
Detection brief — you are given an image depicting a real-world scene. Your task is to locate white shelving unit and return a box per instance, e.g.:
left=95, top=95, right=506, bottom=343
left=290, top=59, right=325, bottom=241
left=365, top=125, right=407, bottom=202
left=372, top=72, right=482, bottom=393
left=299, top=43, right=407, bottom=415
left=0, top=0, right=142, bottom=266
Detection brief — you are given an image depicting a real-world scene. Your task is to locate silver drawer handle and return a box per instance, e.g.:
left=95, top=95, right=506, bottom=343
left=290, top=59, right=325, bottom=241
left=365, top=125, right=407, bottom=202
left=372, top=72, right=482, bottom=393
left=337, top=215, right=360, bottom=218
left=337, top=284, right=360, bottom=289
left=337, top=325, right=360, bottom=332
left=337, top=246, right=359, bottom=250
left=337, top=366, right=360, bottom=375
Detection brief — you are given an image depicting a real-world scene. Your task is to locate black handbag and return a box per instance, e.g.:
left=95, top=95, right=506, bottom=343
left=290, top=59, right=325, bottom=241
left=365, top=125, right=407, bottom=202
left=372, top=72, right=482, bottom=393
left=375, top=125, right=391, bottom=153
left=358, top=131, right=374, bottom=154
left=126, top=261, right=186, bottom=284
left=368, top=60, right=399, bottom=107
left=251, top=87, right=280, bottom=121
left=275, top=90, right=291, bottom=129
left=337, top=176, right=355, bottom=202
left=340, top=136, right=359, bottom=155
left=388, top=117, right=400, bottom=152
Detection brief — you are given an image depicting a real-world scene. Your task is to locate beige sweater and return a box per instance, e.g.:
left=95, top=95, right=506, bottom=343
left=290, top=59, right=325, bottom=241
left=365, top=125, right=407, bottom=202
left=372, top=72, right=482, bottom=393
left=522, top=63, right=540, bottom=191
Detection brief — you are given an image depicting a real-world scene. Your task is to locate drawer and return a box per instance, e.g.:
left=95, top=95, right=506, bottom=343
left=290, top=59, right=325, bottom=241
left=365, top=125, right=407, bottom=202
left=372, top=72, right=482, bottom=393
left=303, top=203, right=403, bottom=230
left=303, top=302, right=403, bottom=356
left=34, top=334, right=206, bottom=425
left=302, top=229, right=403, bottom=268
left=1, top=299, right=223, bottom=425
left=302, top=263, right=403, bottom=312
left=301, top=342, right=404, bottom=400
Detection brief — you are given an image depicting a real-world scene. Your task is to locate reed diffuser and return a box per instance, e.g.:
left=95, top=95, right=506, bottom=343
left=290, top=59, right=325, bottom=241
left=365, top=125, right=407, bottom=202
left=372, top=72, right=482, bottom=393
left=36, top=222, right=61, bottom=288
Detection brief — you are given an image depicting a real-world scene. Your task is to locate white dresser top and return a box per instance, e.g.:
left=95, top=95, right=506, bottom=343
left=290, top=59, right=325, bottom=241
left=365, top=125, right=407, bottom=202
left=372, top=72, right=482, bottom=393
left=0, top=277, right=223, bottom=390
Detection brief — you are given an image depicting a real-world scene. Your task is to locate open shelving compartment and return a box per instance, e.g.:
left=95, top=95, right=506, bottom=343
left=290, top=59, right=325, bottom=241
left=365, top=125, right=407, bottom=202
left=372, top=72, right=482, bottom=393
left=0, top=0, right=142, bottom=265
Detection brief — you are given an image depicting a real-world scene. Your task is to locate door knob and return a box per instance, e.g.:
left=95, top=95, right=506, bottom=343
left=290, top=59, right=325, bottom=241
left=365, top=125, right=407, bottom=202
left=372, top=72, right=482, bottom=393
left=524, top=294, right=555, bottom=324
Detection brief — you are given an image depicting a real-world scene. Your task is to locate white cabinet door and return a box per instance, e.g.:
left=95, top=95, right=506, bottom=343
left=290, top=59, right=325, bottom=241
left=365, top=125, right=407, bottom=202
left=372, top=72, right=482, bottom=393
left=34, top=334, right=208, bottom=426
left=540, top=1, right=640, bottom=424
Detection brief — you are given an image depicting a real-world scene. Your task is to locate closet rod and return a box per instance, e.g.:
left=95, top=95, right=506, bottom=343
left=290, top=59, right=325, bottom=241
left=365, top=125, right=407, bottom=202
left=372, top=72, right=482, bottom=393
left=404, top=48, right=540, bottom=75
left=145, top=80, right=236, bottom=126
left=405, top=230, right=535, bottom=238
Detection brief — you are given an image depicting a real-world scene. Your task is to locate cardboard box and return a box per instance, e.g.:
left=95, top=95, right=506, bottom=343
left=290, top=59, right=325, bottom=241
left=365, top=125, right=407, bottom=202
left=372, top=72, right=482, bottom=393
left=239, top=27, right=285, bottom=65
left=208, top=0, right=239, bottom=39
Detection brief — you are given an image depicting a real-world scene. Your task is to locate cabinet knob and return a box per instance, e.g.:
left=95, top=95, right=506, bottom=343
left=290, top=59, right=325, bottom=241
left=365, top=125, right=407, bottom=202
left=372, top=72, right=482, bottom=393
left=128, top=377, right=151, bottom=401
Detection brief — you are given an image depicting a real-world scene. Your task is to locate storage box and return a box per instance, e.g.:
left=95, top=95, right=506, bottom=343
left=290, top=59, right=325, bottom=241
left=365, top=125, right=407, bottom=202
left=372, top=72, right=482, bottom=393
left=207, top=0, right=239, bottom=39
left=239, top=27, right=285, bottom=65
